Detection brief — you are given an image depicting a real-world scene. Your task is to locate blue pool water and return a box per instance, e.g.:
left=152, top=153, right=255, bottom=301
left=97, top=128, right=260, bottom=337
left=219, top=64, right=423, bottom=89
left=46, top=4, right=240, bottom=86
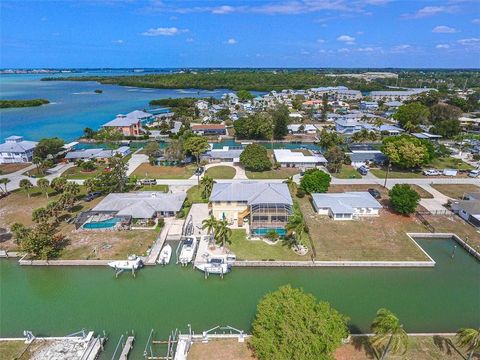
left=83, top=217, right=120, bottom=229
left=253, top=228, right=287, bottom=236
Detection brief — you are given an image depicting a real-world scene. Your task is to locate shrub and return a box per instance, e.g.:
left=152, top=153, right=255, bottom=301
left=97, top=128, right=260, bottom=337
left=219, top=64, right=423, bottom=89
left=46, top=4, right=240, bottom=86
left=296, top=188, right=306, bottom=198
left=240, top=144, right=272, bottom=172
left=300, top=169, right=331, bottom=194
left=389, top=184, right=420, bottom=214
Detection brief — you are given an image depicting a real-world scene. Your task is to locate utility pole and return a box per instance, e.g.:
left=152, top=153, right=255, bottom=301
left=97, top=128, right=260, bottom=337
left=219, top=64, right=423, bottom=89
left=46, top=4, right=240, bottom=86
left=384, top=161, right=391, bottom=188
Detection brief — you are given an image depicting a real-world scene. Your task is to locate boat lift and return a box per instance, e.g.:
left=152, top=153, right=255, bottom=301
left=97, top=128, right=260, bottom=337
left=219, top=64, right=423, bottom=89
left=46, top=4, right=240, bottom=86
left=143, top=327, right=185, bottom=360
left=110, top=331, right=135, bottom=360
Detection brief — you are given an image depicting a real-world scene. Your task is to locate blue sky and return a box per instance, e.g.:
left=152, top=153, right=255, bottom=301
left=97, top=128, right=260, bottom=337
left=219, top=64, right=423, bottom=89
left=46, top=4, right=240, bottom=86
left=1, top=0, right=479, bottom=68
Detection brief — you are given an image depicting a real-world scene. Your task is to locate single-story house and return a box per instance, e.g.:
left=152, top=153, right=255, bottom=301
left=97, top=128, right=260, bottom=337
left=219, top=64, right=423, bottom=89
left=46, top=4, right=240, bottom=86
left=273, top=149, right=327, bottom=168
left=103, top=110, right=152, bottom=136
left=93, top=191, right=186, bottom=219
left=191, top=124, right=227, bottom=136
left=360, top=101, right=378, bottom=110
left=412, top=132, right=442, bottom=141
left=209, top=182, right=293, bottom=237
left=0, top=136, right=38, bottom=164
left=451, top=195, right=480, bottom=228
left=348, top=151, right=387, bottom=168
left=201, top=147, right=243, bottom=163
left=311, top=192, right=382, bottom=220
left=287, top=124, right=317, bottom=134
left=65, top=146, right=130, bottom=162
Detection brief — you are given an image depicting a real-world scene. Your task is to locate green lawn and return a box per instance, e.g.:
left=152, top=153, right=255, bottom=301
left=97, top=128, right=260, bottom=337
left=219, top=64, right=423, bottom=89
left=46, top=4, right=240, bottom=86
left=187, top=185, right=208, bottom=203
left=205, top=165, right=236, bottom=179
left=132, top=163, right=196, bottom=179
left=228, top=229, right=308, bottom=261
left=138, top=184, right=169, bottom=192
left=428, top=156, right=473, bottom=171
left=246, top=167, right=299, bottom=179
left=332, top=165, right=361, bottom=179
left=370, top=168, right=424, bottom=179
left=62, top=165, right=107, bottom=180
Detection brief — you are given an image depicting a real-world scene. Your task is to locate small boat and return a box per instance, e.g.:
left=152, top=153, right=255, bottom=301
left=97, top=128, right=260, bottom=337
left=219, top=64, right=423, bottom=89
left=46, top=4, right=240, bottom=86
left=178, top=236, right=197, bottom=265
left=108, top=258, right=143, bottom=270
left=157, top=244, right=172, bottom=265
left=195, top=253, right=236, bottom=275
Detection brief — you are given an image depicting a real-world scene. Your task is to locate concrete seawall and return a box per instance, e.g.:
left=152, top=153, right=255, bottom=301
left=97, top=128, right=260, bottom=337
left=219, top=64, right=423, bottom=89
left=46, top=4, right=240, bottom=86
left=234, top=260, right=436, bottom=267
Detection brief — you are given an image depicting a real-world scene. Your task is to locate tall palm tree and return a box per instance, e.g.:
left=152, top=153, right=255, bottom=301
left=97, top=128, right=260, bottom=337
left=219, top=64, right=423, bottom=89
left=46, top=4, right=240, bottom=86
left=214, top=219, right=232, bottom=250
left=202, top=215, right=218, bottom=244
left=0, top=178, right=10, bottom=194
left=19, top=179, right=33, bottom=198
left=370, top=308, right=408, bottom=360
left=456, top=328, right=480, bottom=360
left=200, top=175, right=214, bottom=199
left=285, top=204, right=306, bottom=245
left=37, top=178, right=50, bottom=199
left=32, top=207, right=50, bottom=224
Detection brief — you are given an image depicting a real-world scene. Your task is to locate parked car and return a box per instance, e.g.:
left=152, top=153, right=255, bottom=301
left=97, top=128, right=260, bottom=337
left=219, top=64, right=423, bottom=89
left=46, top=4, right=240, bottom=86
left=84, top=191, right=102, bottom=202
left=423, top=169, right=441, bottom=176
left=140, top=179, right=157, bottom=185
left=358, top=166, right=368, bottom=176
left=195, top=167, right=204, bottom=176
left=443, top=169, right=458, bottom=177
left=468, top=169, right=480, bottom=178
left=368, top=188, right=381, bottom=199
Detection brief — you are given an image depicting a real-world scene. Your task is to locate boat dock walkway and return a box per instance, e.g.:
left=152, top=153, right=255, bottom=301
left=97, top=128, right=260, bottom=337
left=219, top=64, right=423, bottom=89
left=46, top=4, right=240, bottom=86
left=187, top=204, right=210, bottom=267
left=119, top=336, right=135, bottom=360
left=146, top=218, right=185, bottom=265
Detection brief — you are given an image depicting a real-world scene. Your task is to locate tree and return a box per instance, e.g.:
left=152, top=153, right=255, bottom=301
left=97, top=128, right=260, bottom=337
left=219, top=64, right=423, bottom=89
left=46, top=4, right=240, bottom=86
left=32, top=207, right=50, bottom=224
left=324, top=146, right=345, bottom=174
left=214, top=219, right=232, bottom=249
left=321, top=93, right=329, bottom=122
left=300, top=169, right=331, bottom=194
left=318, top=128, right=343, bottom=149
left=80, top=160, right=96, bottom=172
left=456, top=328, right=480, bottom=360
left=164, top=139, right=185, bottom=162
left=200, top=175, right=214, bottom=199
left=251, top=285, right=349, bottom=360
left=96, top=155, right=129, bottom=193
left=393, top=102, right=430, bottom=131
left=389, top=184, right=420, bottom=215
left=19, top=179, right=33, bottom=198
left=382, top=135, right=431, bottom=169
left=370, top=308, right=408, bottom=360
left=51, top=177, right=67, bottom=193
left=183, top=136, right=209, bottom=175
left=144, top=141, right=160, bottom=159
left=236, top=89, right=254, bottom=101
left=202, top=215, right=218, bottom=238
left=14, top=221, right=67, bottom=260
left=234, top=113, right=273, bottom=140
left=37, top=178, right=50, bottom=199
left=429, top=103, right=462, bottom=138
left=285, top=203, right=307, bottom=245
left=83, top=127, right=96, bottom=139
left=33, top=137, right=64, bottom=160
left=270, top=105, right=290, bottom=140
left=0, top=178, right=10, bottom=194
left=239, top=144, right=272, bottom=172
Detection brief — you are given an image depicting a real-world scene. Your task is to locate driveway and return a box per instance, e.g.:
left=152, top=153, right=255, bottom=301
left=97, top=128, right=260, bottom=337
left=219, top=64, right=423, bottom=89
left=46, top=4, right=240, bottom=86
left=127, top=152, right=148, bottom=176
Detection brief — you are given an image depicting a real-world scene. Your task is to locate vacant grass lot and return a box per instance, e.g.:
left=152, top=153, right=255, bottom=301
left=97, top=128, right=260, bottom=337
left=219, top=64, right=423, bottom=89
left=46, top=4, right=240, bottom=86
left=132, top=163, right=196, bottom=179
left=228, top=229, right=307, bottom=261
left=0, top=163, right=30, bottom=174
left=62, top=165, right=108, bottom=179
left=370, top=168, right=423, bottom=179
left=246, top=168, right=299, bottom=179
left=188, top=339, right=256, bottom=360
left=429, top=156, right=473, bottom=171
left=332, top=165, right=362, bottom=179
left=431, top=184, right=480, bottom=199
left=0, top=341, right=31, bottom=360
left=205, top=165, right=236, bottom=179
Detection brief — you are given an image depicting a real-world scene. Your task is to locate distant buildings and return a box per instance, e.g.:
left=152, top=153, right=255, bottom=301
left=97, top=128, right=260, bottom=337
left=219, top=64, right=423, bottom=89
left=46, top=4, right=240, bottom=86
left=0, top=135, right=38, bottom=164
left=311, top=192, right=382, bottom=220
left=287, top=124, right=318, bottom=134
left=64, top=146, right=130, bottom=162
left=103, top=110, right=152, bottom=136
left=191, top=124, right=227, bottom=136
left=369, top=88, right=434, bottom=102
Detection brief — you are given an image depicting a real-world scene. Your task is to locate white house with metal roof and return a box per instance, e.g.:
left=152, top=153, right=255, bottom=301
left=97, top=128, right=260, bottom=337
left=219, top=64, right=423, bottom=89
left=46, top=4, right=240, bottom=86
left=274, top=149, right=327, bottom=168
left=311, top=192, right=382, bottom=220
left=209, top=182, right=293, bottom=237
left=0, top=136, right=38, bottom=164
left=64, top=146, right=130, bottom=162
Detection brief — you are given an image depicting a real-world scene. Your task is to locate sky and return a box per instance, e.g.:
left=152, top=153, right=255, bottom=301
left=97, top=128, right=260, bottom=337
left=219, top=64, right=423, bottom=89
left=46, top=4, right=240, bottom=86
left=1, top=0, right=480, bottom=69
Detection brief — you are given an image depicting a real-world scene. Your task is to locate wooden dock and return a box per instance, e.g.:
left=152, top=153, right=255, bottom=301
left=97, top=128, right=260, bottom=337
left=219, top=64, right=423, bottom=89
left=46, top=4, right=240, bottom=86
left=119, top=336, right=135, bottom=360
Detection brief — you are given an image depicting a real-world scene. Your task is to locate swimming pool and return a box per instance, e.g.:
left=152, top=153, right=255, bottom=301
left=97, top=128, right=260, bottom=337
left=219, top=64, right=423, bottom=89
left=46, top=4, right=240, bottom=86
left=253, top=228, right=287, bottom=236
left=83, top=217, right=121, bottom=229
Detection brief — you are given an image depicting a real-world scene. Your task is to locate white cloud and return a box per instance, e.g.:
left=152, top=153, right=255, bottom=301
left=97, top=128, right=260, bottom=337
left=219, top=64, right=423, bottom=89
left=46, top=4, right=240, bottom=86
left=436, top=44, right=450, bottom=49
left=356, top=31, right=364, bottom=35
left=225, top=38, right=238, bottom=45
left=317, top=39, right=325, bottom=43
left=337, top=35, right=355, bottom=44
left=405, top=6, right=457, bottom=19
left=391, top=44, right=412, bottom=53
left=458, top=38, right=480, bottom=46
left=300, top=49, right=310, bottom=55
left=472, top=19, right=480, bottom=25
left=141, top=27, right=188, bottom=36
left=112, top=39, right=124, bottom=44
left=357, top=47, right=375, bottom=52
left=212, top=5, right=236, bottom=14
left=432, top=25, right=457, bottom=33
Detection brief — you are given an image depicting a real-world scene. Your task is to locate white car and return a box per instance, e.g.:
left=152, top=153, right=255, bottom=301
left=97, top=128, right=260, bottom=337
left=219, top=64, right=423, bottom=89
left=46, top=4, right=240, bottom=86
left=423, top=169, right=441, bottom=176
left=468, top=169, right=480, bottom=178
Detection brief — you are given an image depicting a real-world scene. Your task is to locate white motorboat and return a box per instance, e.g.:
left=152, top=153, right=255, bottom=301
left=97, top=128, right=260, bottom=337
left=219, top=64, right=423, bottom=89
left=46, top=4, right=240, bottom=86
left=195, top=253, right=236, bottom=275
left=157, top=244, right=172, bottom=265
left=108, top=258, right=143, bottom=270
left=178, top=236, right=197, bottom=265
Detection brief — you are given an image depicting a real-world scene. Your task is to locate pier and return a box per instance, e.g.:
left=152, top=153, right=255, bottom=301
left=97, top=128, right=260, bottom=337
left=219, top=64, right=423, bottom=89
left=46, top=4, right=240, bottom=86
left=119, top=336, right=135, bottom=360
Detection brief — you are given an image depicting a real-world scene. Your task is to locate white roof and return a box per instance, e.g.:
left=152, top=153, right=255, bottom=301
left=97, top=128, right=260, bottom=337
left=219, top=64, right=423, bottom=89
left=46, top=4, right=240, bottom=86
left=312, top=192, right=382, bottom=214
left=103, top=110, right=151, bottom=127
left=274, top=149, right=327, bottom=164
left=288, top=124, right=317, bottom=132
left=0, top=137, right=37, bottom=153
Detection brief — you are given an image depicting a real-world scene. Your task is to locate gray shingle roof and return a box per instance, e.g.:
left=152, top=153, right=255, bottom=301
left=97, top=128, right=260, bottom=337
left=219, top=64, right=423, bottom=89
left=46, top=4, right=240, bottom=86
left=210, top=182, right=293, bottom=205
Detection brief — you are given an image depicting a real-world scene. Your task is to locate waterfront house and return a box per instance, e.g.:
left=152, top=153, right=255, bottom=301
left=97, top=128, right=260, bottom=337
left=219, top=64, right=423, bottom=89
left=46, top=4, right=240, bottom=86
left=103, top=110, right=152, bottom=136
left=311, top=192, right=382, bottom=220
left=0, top=136, right=38, bottom=164
left=451, top=195, right=480, bottom=228
left=273, top=149, right=327, bottom=168
left=335, top=118, right=364, bottom=134
left=64, top=146, right=130, bottom=162
left=209, top=182, right=293, bottom=237
left=201, top=147, right=243, bottom=163
left=287, top=124, right=317, bottom=134
left=191, top=124, right=227, bottom=136
left=412, top=132, right=442, bottom=142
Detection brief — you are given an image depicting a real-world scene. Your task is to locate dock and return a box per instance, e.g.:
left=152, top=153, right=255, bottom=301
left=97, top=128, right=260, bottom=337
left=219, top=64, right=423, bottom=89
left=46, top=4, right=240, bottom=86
left=146, top=218, right=185, bottom=265
left=119, top=336, right=135, bottom=360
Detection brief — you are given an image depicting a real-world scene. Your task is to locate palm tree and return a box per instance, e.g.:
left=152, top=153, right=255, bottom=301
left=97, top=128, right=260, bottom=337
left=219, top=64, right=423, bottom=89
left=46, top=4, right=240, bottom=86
left=19, top=179, right=33, bottom=198
left=370, top=308, right=408, bottom=360
left=200, top=175, right=214, bottom=199
left=285, top=204, right=306, bottom=245
left=0, top=178, right=10, bottom=194
left=456, top=328, right=480, bottom=360
left=51, top=177, right=67, bottom=193
left=37, top=178, right=50, bottom=199
left=202, top=215, right=218, bottom=245
left=32, top=207, right=50, bottom=223
left=214, top=219, right=232, bottom=250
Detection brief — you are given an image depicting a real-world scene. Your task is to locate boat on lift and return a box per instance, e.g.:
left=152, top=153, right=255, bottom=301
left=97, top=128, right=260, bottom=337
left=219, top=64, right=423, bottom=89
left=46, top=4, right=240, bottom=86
left=195, top=253, right=236, bottom=275
left=108, top=257, right=143, bottom=270
left=157, top=244, right=172, bottom=265
left=178, top=236, right=197, bottom=266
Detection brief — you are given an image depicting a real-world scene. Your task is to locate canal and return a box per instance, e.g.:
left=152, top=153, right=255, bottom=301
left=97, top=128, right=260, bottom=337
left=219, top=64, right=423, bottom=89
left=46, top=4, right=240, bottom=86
left=0, top=238, right=479, bottom=359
